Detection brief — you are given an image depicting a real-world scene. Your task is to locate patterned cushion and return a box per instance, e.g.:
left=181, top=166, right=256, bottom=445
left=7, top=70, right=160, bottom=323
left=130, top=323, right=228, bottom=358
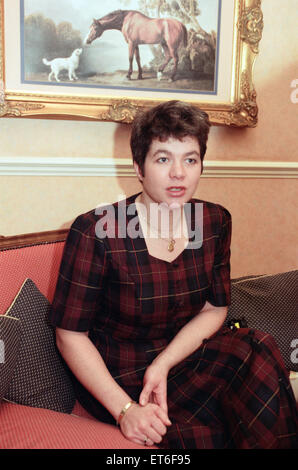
left=0, top=316, right=22, bottom=401
left=226, top=270, right=298, bottom=371
left=4, top=279, right=76, bottom=413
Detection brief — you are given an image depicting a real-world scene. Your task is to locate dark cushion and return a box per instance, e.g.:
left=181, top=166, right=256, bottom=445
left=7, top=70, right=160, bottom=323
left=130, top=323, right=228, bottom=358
left=4, top=279, right=76, bottom=413
left=226, top=270, right=298, bottom=371
left=0, top=315, right=22, bottom=401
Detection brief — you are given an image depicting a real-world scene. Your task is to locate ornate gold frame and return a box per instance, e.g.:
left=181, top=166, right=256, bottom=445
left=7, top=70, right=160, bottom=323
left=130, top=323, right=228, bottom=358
left=0, top=0, right=263, bottom=127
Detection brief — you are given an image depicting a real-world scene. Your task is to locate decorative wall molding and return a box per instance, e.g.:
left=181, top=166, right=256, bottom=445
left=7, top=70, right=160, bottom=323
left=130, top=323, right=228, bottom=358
left=203, top=160, right=298, bottom=178
left=0, top=157, right=297, bottom=178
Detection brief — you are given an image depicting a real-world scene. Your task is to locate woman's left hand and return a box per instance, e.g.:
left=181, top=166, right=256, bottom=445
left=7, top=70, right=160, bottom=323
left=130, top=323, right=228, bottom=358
left=139, top=363, right=170, bottom=419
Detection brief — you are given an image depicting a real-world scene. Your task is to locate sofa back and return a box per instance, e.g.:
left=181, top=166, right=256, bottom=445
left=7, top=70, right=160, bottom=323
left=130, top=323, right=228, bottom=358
left=1, top=228, right=297, bottom=399
left=0, top=230, right=68, bottom=315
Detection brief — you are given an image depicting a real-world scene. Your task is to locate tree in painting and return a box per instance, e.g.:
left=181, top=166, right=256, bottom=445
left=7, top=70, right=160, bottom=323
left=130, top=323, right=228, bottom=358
left=24, top=14, right=82, bottom=75
left=121, top=0, right=216, bottom=77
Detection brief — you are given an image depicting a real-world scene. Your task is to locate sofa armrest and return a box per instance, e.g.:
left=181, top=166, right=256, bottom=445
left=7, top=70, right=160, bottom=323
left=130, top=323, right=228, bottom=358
left=0, top=401, right=151, bottom=449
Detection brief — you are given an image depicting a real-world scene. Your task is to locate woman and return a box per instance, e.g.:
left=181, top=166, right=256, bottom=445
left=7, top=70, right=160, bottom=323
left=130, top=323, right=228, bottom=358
left=49, top=101, right=298, bottom=449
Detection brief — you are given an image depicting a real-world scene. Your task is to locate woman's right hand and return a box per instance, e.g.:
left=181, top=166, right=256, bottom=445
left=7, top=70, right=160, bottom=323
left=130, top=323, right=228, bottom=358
left=120, top=402, right=171, bottom=446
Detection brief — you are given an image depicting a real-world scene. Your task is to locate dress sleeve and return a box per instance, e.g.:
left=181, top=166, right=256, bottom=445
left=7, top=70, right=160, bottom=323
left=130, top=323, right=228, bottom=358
left=49, top=215, right=108, bottom=331
left=207, top=206, right=232, bottom=307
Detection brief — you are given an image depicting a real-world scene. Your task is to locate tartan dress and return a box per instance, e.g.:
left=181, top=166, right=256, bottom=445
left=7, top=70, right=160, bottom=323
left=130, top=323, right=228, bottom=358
left=49, top=194, right=298, bottom=449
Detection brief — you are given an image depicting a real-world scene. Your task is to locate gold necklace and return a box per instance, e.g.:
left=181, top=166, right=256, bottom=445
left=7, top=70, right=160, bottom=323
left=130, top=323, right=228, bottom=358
left=136, top=203, right=177, bottom=252
left=143, top=217, right=176, bottom=252
left=167, top=239, right=176, bottom=252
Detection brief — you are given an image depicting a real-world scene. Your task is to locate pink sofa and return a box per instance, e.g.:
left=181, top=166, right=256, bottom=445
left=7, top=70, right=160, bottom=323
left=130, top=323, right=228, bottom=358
left=0, top=229, right=297, bottom=449
left=0, top=229, right=152, bottom=449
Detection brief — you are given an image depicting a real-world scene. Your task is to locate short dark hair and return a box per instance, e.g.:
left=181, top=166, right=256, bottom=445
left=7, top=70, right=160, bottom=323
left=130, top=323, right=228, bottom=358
left=130, top=100, right=211, bottom=176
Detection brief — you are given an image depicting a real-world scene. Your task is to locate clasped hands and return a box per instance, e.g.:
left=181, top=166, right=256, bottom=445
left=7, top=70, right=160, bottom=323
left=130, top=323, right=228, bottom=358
left=119, top=363, right=172, bottom=446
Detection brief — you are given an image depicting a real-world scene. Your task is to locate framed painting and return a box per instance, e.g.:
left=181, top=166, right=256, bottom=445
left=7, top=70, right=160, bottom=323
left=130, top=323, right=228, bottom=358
left=0, top=0, right=263, bottom=126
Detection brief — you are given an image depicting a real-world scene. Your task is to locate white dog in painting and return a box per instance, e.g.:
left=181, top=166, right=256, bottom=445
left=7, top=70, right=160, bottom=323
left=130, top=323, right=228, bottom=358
left=42, top=48, right=82, bottom=82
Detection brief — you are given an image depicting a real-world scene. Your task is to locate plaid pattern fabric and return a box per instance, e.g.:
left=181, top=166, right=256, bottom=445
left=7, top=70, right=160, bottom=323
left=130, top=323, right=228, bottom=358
left=163, top=328, right=298, bottom=449
left=49, top=194, right=298, bottom=448
left=50, top=193, right=231, bottom=335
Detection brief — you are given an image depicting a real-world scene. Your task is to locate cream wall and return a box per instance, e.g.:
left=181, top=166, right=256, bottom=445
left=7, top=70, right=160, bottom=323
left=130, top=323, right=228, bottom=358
left=0, top=0, right=297, bottom=278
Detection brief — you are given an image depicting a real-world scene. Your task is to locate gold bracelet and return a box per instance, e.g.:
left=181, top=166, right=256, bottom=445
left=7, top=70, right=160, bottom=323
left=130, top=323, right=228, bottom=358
left=117, top=400, right=136, bottom=426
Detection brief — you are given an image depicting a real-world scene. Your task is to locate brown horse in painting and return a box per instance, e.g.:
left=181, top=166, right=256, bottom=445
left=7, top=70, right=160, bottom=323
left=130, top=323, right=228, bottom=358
left=84, top=10, right=187, bottom=81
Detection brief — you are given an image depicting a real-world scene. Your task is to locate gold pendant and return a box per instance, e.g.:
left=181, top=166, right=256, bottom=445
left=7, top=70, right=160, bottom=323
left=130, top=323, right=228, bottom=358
left=168, top=239, right=175, bottom=252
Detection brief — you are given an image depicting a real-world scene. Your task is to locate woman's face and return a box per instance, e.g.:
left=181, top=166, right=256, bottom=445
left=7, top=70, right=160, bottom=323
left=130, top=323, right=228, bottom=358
left=134, top=135, right=202, bottom=209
